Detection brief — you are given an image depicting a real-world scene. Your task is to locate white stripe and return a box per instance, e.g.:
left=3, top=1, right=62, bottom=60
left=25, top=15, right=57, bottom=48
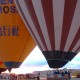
left=77, top=50, right=80, bottom=53
left=14, top=0, right=35, bottom=40
left=15, top=0, right=37, bottom=48
left=32, top=0, right=52, bottom=50
left=15, top=0, right=45, bottom=51
left=64, top=0, right=80, bottom=51
left=72, top=39, right=80, bottom=52
left=14, top=0, right=36, bottom=43
left=53, top=0, right=65, bottom=50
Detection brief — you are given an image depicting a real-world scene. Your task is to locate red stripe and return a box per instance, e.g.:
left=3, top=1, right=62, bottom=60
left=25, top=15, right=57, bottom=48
left=16, top=0, right=43, bottom=51
left=69, top=27, right=80, bottom=52
left=41, top=0, right=55, bottom=50
left=25, top=0, right=48, bottom=51
left=60, top=0, right=77, bottom=51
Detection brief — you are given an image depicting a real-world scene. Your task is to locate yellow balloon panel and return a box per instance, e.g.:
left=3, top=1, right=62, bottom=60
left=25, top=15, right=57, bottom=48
left=19, top=36, right=36, bottom=61
left=0, top=0, right=36, bottom=62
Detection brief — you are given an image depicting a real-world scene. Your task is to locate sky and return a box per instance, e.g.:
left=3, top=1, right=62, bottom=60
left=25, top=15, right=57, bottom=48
left=4, top=46, right=80, bottom=74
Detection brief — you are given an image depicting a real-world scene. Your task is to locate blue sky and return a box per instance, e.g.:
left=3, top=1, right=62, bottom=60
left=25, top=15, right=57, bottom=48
left=5, top=46, right=80, bottom=74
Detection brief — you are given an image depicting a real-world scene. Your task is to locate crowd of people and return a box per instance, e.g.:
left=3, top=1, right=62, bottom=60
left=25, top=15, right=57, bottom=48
left=47, top=70, right=71, bottom=80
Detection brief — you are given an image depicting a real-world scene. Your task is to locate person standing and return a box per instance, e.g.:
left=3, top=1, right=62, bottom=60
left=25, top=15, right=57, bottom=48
left=37, top=73, right=40, bottom=80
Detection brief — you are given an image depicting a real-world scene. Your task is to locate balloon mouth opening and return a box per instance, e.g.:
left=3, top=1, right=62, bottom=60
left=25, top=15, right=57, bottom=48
left=42, top=50, right=77, bottom=68
left=47, top=59, right=68, bottom=68
left=4, top=62, right=22, bottom=72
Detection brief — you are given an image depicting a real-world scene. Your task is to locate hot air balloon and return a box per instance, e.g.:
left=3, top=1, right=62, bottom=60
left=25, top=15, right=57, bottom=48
left=0, top=0, right=36, bottom=71
left=15, top=0, right=80, bottom=68
left=0, top=62, right=7, bottom=74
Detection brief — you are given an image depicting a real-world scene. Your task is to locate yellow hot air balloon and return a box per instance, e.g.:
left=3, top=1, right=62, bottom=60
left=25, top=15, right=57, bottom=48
left=0, top=0, right=36, bottom=71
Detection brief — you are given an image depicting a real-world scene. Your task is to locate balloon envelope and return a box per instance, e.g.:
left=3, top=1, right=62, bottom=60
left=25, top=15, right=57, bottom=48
left=0, top=0, right=36, bottom=71
left=15, top=0, right=80, bottom=68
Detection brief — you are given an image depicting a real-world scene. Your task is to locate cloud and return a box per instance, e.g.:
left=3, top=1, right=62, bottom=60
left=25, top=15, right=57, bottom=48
left=20, top=46, right=48, bottom=67
left=22, top=60, right=47, bottom=67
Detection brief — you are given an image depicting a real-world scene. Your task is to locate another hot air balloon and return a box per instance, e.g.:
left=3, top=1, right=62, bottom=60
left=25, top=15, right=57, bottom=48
left=0, top=0, right=36, bottom=71
left=15, top=0, right=80, bottom=68
left=0, top=62, right=7, bottom=74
